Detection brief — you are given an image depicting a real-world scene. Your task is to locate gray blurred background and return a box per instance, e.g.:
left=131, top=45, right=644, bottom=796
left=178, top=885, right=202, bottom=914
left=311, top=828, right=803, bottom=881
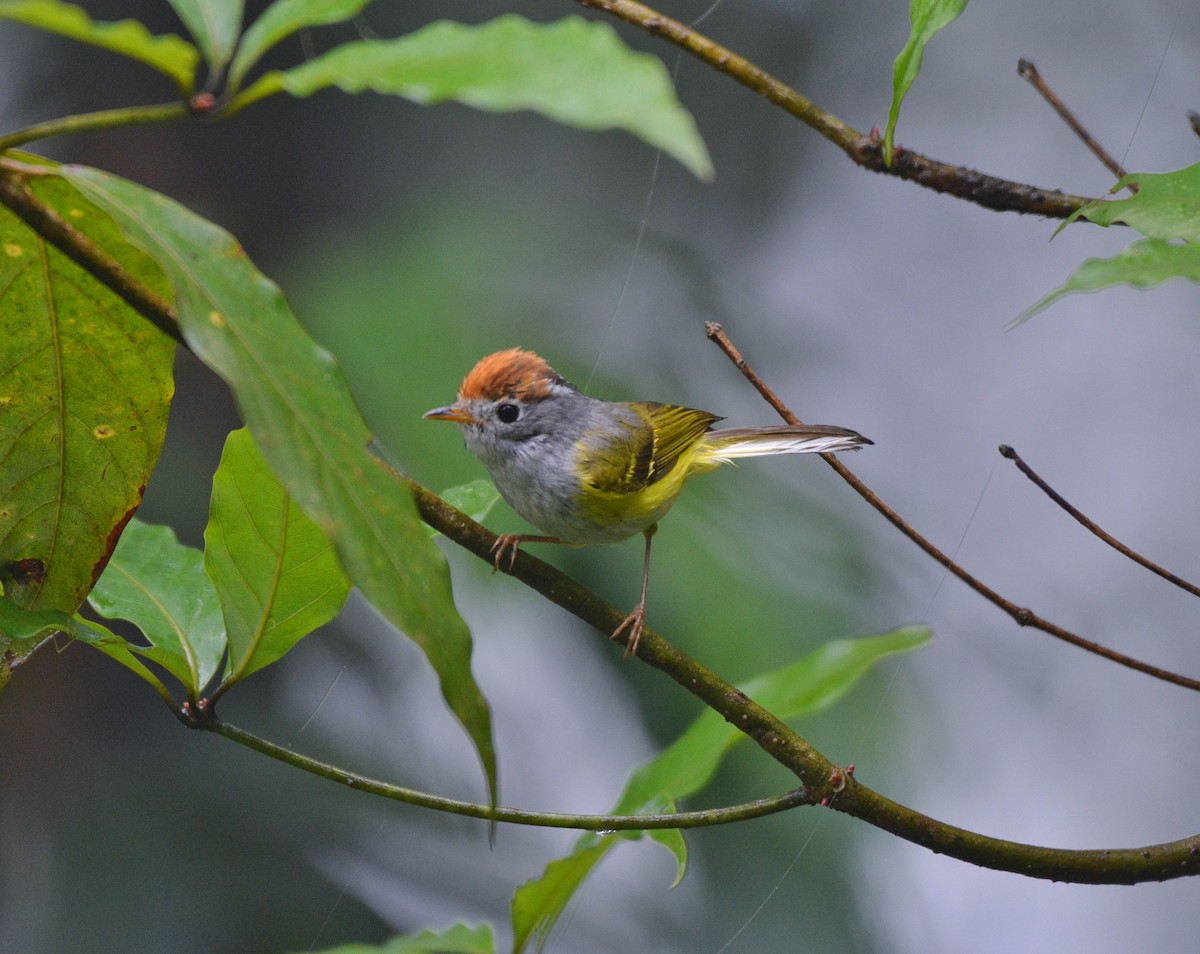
left=1, top=1, right=1199, bottom=951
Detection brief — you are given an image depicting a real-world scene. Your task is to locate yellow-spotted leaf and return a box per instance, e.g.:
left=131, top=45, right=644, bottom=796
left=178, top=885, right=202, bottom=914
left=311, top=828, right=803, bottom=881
left=0, top=159, right=174, bottom=622
left=61, top=164, right=498, bottom=807
left=206, top=428, right=350, bottom=686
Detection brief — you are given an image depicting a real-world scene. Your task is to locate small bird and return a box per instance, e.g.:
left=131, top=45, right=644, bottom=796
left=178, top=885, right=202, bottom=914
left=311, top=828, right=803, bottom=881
left=425, top=349, right=871, bottom=655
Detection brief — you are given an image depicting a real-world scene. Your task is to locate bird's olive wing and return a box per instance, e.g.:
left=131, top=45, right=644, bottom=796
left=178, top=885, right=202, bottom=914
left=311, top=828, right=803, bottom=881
left=582, top=403, right=721, bottom=494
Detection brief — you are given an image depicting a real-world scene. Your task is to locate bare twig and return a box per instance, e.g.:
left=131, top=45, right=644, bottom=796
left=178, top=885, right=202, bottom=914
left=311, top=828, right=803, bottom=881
left=1000, top=445, right=1200, bottom=599
left=705, top=322, right=1200, bottom=693
left=1017, top=59, right=1133, bottom=188
left=577, top=0, right=1094, bottom=218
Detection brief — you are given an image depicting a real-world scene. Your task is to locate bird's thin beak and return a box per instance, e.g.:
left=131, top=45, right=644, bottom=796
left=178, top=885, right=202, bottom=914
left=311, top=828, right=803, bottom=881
left=424, top=404, right=477, bottom=424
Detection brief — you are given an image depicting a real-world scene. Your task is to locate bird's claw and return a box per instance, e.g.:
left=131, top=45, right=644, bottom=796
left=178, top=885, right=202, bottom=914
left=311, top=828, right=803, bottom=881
left=490, top=534, right=522, bottom=572
left=612, top=604, right=647, bottom=657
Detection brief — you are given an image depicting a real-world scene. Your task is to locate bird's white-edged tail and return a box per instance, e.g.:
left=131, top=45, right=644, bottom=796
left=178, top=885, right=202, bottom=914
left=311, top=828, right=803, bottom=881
left=699, top=424, right=871, bottom=464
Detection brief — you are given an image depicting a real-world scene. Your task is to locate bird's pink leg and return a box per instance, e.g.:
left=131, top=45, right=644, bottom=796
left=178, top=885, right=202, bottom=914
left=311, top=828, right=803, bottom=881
left=612, top=524, right=657, bottom=657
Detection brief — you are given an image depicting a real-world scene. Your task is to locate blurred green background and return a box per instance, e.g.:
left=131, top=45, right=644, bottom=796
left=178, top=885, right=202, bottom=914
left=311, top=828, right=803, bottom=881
left=3, top=1, right=1200, bottom=952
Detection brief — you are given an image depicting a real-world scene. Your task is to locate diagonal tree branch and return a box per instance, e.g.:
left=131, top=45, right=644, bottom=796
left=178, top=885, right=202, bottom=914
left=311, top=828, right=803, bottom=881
left=577, top=0, right=1095, bottom=218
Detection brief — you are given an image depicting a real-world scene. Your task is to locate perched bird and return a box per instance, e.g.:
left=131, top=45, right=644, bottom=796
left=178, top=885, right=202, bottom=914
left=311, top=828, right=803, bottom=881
left=425, top=348, right=870, bottom=655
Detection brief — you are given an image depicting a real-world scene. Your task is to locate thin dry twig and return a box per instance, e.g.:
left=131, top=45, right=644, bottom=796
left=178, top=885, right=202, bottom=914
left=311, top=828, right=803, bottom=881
left=1017, top=59, right=1133, bottom=188
left=1000, top=445, right=1200, bottom=599
left=704, top=322, right=1200, bottom=693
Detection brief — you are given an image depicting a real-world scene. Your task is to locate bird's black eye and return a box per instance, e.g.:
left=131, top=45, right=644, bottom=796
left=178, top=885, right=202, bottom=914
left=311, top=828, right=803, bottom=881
left=496, top=402, right=520, bottom=423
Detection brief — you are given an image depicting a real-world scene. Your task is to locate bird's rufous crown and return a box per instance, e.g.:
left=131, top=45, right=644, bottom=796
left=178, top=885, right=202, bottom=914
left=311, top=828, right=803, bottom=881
left=457, top=348, right=566, bottom=402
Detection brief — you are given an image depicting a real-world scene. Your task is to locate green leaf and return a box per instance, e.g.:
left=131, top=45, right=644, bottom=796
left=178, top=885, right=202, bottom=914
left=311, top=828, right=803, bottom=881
left=0, top=594, right=82, bottom=673
left=87, top=519, right=226, bottom=697
left=511, top=627, right=931, bottom=953
left=427, top=478, right=501, bottom=538
left=1013, top=239, right=1200, bottom=327
left=511, top=845, right=609, bottom=954
left=1014, top=163, right=1200, bottom=325
left=167, top=0, right=242, bottom=75
left=60, top=164, right=498, bottom=807
left=205, top=428, right=350, bottom=685
left=0, top=595, right=175, bottom=699
left=229, top=0, right=375, bottom=91
left=0, top=156, right=175, bottom=617
left=0, top=593, right=173, bottom=694
left=0, top=0, right=200, bottom=94
left=233, top=15, right=713, bottom=181
left=884, top=0, right=968, bottom=165
left=1078, top=162, right=1200, bottom=242
left=309, top=922, right=495, bottom=954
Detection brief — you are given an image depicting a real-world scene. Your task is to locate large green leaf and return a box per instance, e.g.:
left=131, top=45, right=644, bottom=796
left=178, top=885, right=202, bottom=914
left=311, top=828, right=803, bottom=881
left=1015, top=163, right=1200, bottom=325
left=309, top=922, right=495, bottom=954
left=884, top=0, right=968, bottom=165
left=205, top=428, right=350, bottom=685
left=61, top=164, right=498, bottom=806
left=511, top=627, right=932, bottom=953
left=229, top=0, right=376, bottom=91
left=167, top=0, right=242, bottom=75
left=88, top=519, right=226, bottom=697
left=232, top=15, right=713, bottom=181
left=0, top=160, right=175, bottom=619
left=0, top=0, right=199, bottom=94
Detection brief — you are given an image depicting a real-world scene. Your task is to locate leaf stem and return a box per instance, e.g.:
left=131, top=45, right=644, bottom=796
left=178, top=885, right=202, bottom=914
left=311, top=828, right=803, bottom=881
left=193, top=710, right=812, bottom=830
left=0, top=102, right=191, bottom=153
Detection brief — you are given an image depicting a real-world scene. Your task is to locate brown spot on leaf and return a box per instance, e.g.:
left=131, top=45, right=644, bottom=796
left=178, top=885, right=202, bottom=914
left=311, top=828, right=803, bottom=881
left=4, top=557, right=46, bottom=586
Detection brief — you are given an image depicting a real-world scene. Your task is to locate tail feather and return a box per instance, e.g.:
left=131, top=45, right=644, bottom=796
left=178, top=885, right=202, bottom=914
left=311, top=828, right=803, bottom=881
left=699, top=424, right=871, bottom=464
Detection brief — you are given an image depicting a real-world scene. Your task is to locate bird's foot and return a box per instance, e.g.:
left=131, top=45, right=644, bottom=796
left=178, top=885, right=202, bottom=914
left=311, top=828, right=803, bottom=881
left=490, top=534, right=524, bottom=572
left=612, top=603, right=647, bottom=657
